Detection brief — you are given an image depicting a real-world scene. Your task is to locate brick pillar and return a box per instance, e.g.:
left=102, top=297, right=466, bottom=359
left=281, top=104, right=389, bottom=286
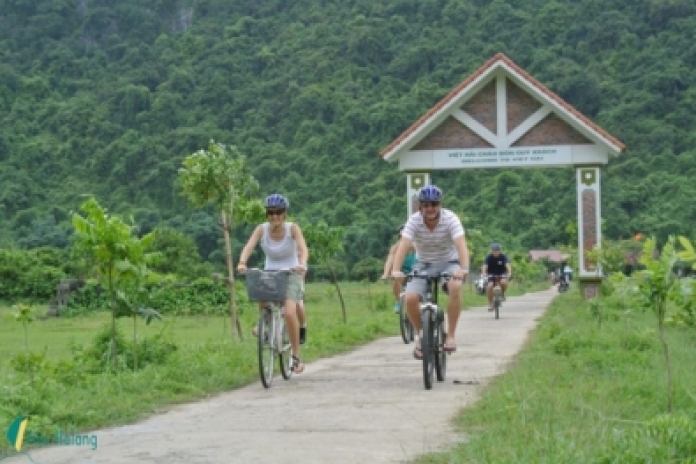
left=406, top=173, right=429, bottom=218
left=576, top=167, right=603, bottom=299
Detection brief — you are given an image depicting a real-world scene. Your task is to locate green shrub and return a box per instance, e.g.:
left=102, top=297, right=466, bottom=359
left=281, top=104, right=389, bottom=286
left=69, top=324, right=178, bottom=372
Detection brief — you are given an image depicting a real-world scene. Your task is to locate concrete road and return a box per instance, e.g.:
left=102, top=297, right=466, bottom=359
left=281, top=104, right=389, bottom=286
left=3, top=288, right=557, bottom=464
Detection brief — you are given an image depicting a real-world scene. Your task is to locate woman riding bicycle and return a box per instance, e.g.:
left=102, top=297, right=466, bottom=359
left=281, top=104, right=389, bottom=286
left=381, top=224, right=417, bottom=312
left=237, top=194, right=309, bottom=374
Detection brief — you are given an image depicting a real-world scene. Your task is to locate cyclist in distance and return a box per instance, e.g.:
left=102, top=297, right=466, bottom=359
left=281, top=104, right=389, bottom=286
left=381, top=224, right=417, bottom=312
left=482, top=243, right=512, bottom=311
left=390, top=184, right=470, bottom=358
left=237, top=194, right=309, bottom=373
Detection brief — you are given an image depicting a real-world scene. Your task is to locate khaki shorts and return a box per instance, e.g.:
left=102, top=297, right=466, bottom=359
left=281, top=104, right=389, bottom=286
left=404, top=261, right=461, bottom=299
left=285, top=273, right=304, bottom=303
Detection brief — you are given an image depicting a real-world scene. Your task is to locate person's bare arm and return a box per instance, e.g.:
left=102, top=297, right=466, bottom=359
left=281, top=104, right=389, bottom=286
left=391, top=237, right=413, bottom=278
left=453, top=235, right=470, bottom=279
left=237, top=225, right=264, bottom=271
left=382, top=244, right=397, bottom=278
left=291, top=223, right=309, bottom=275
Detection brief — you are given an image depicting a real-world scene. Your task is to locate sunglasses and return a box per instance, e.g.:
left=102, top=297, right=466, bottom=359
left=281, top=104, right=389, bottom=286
left=421, top=201, right=441, bottom=208
left=266, top=209, right=285, bottom=217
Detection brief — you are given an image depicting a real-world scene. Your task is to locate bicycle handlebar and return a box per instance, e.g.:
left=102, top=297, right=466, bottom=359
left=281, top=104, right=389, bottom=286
left=405, top=270, right=462, bottom=282
left=482, top=274, right=511, bottom=282
left=239, top=268, right=296, bottom=276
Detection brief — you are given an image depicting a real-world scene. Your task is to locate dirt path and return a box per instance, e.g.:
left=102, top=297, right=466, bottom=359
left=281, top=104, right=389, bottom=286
left=5, top=288, right=557, bottom=464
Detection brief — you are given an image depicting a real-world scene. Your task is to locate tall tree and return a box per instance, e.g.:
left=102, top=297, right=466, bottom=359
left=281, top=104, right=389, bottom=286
left=178, top=140, right=264, bottom=339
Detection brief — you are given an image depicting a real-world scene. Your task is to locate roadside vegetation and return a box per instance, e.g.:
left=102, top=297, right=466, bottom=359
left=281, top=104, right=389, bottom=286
left=417, top=237, right=696, bottom=463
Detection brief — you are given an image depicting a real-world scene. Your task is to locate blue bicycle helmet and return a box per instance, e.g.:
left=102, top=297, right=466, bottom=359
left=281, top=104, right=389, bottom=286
left=491, top=243, right=501, bottom=251
left=418, top=184, right=443, bottom=202
left=264, top=194, right=289, bottom=209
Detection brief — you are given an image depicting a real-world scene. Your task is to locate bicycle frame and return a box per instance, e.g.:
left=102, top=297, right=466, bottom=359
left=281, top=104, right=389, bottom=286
left=262, top=301, right=285, bottom=352
left=486, top=274, right=507, bottom=320
left=406, top=269, right=452, bottom=390
left=242, top=268, right=294, bottom=388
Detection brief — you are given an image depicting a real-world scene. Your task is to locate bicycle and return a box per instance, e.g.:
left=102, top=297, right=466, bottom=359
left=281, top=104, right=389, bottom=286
left=558, top=275, right=570, bottom=293
left=242, top=268, right=294, bottom=389
left=398, top=291, right=415, bottom=344
left=405, top=269, right=455, bottom=390
left=485, top=274, right=508, bottom=320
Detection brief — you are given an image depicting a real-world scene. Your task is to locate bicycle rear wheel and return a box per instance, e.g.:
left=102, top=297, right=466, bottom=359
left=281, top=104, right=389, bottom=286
left=399, top=296, right=414, bottom=344
left=279, top=317, right=293, bottom=380
left=257, top=308, right=275, bottom=388
left=434, top=313, right=447, bottom=382
left=421, top=309, right=435, bottom=390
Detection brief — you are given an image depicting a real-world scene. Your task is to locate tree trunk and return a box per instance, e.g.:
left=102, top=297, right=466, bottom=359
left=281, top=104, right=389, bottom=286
left=221, top=210, right=242, bottom=339
left=329, top=264, right=347, bottom=323
left=133, top=315, right=138, bottom=371
left=109, top=269, right=118, bottom=370
left=658, top=302, right=673, bottom=412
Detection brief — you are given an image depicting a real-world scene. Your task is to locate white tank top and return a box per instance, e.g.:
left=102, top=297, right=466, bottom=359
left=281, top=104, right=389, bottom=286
left=261, top=222, right=299, bottom=270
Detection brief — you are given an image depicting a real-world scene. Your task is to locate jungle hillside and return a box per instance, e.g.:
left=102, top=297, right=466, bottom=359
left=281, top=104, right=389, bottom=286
left=1, top=0, right=695, bottom=271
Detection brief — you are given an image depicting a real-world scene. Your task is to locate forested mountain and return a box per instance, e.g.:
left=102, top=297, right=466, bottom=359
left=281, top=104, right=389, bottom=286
left=1, top=0, right=695, bottom=270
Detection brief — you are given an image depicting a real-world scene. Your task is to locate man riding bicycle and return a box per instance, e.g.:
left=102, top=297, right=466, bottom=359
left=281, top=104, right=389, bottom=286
left=482, top=243, right=512, bottom=311
left=390, top=184, right=470, bottom=358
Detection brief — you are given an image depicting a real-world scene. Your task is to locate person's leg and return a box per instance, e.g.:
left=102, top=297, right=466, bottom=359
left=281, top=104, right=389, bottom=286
left=392, top=279, right=403, bottom=312
left=297, top=300, right=306, bottom=326
left=284, top=274, right=305, bottom=372
left=403, top=268, right=426, bottom=359
left=283, top=299, right=303, bottom=372
left=297, top=299, right=307, bottom=344
left=486, top=280, right=494, bottom=309
left=442, top=263, right=462, bottom=350
left=252, top=301, right=265, bottom=336
left=500, top=277, right=508, bottom=299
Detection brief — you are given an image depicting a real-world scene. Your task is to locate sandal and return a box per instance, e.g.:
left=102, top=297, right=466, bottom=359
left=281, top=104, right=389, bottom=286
left=413, top=341, right=423, bottom=360
left=443, top=340, right=457, bottom=353
left=291, top=355, right=305, bottom=374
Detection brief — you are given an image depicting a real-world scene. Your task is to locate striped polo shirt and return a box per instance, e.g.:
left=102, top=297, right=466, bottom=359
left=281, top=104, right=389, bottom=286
left=401, top=208, right=465, bottom=263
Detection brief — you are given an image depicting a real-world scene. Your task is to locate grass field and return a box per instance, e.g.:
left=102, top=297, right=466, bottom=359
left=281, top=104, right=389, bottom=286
left=415, top=289, right=696, bottom=463
left=0, top=278, right=548, bottom=454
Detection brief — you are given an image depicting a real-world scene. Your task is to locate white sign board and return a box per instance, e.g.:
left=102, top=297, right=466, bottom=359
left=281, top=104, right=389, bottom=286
left=432, top=146, right=573, bottom=169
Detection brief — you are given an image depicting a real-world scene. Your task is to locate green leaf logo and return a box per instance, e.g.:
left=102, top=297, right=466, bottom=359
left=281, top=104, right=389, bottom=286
left=6, top=415, right=29, bottom=452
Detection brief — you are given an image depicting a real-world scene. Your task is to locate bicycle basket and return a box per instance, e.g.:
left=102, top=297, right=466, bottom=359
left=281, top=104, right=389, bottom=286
left=244, top=270, right=288, bottom=302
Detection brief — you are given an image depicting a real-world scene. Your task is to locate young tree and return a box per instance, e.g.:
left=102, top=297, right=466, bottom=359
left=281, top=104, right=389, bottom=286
left=302, top=219, right=347, bottom=322
left=637, top=236, right=679, bottom=412
left=72, top=197, right=157, bottom=370
left=178, top=140, right=264, bottom=339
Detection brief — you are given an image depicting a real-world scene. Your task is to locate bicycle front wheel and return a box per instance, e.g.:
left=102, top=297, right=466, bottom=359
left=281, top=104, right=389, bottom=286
left=279, top=317, right=293, bottom=380
left=421, top=310, right=435, bottom=390
left=493, top=286, right=501, bottom=320
left=257, top=308, right=275, bottom=388
left=434, top=314, right=447, bottom=382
